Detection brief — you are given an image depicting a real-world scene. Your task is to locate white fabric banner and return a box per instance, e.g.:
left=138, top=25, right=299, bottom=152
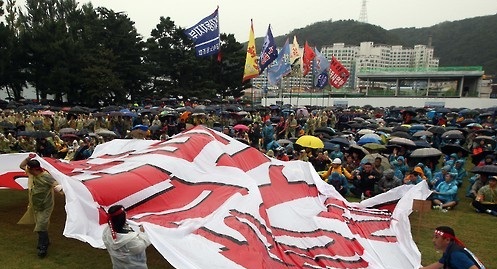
left=0, top=126, right=431, bottom=268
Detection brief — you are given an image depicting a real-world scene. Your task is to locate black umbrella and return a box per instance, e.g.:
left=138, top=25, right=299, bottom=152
left=471, top=165, right=497, bottom=175
left=390, top=131, right=413, bottom=140
left=414, top=140, right=432, bottom=148
left=427, top=126, right=446, bottom=135
left=328, top=137, right=350, bottom=147
left=323, top=141, right=338, bottom=151
left=17, top=130, right=54, bottom=139
left=392, top=125, right=409, bottom=133
left=473, top=129, right=496, bottom=136
left=440, top=144, right=469, bottom=157
left=314, top=127, right=336, bottom=136
left=347, top=144, right=369, bottom=159
left=473, top=136, right=497, bottom=149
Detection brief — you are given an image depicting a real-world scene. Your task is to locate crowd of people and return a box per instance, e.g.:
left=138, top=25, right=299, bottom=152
left=2, top=104, right=497, bottom=216
left=9, top=101, right=495, bottom=268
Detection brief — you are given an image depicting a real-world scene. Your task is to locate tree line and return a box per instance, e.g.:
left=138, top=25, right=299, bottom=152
left=0, top=0, right=248, bottom=107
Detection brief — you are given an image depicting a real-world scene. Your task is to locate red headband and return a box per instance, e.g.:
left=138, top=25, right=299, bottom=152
left=434, top=229, right=464, bottom=246
left=107, top=207, right=126, bottom=240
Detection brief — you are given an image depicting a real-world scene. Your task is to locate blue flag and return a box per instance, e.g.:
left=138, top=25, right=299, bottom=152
left=267, top=38, right=291, bottom=86
left=258, top=25, right=278, bottom=74
left=313, top=47, right=329, bottom=89
left=184, top=8, right=220, bottom=57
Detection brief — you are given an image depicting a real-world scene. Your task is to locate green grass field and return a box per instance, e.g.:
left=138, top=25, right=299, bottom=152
left=1, top=176, right=495, bottom=268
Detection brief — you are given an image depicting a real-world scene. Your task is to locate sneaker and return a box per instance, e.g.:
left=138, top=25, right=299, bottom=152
left=486, top=209, right=497, bottom=216
left=432, top=205, right=441, bottom=210
left=441, top=209, right=448, bottom=213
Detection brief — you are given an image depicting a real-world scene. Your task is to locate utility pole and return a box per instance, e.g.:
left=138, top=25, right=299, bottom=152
left=359, top=0, right=368, bottom=23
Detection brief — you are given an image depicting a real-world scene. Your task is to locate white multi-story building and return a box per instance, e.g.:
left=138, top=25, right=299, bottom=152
left=252, top=41, right=439, bottom=92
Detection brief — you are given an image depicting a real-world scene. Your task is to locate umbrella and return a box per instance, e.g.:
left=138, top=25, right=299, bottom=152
left=471, top=165, right=497, bottom=175
left=277, top=139, right=292, bottom=146
left=295, top=135, right=324, bottom=149
left=95, top=128, right=117, bottom=137
left=409, top=124, right=426, bottom=131
left=149, top=125, right=162, bottom=132
left=412, top=130, right=433, bottom=138
left=61, top=133, right=79, bottom=140
left=233, top=124, right=249, bottom=132
left=328, top=137, right=350, bottom=147
left=17, top=130, right=54, bottom=139
left=323, top=141, right=338, bottom=151
left=376, top=126, right=393, bottom=133
left=357, top=136, right=381, bottom=145
left=392, top=125, right=409, bottom=132
left=59, top=127, right=77, bottom=135
left=440, top=144, right=470, bottom=157
left=410, top=148, right=442, bottom=158
left=442, top=130, right=465, bottom=140
left=461, top=120, right=478, bottom=127
left=360, top=133, right=382, bottom=141
left=39, top=110, right=55, bottom=116
left=362, top=143, right=386, bottom=151
left=390, top=131, right=413, bottom=140
left=427, top=126, right=446, bottom=135
left=362, top=153, right=391, bottom=169
left=347, top=144, right=370, bottom=159
left=314, top=127, right=336, bottom=136
left=414, top=140, right=432, bottom=148
left=473, top=136, right=496, bottom=148
left=473, top=129, right=496, bottom=137
left=389, top=137, right=416, bottom=147
left=357, top=129, right=374, bottom=135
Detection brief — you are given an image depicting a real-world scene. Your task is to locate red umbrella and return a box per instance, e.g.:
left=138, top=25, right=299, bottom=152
left=233, top=124, right=249, bottom=132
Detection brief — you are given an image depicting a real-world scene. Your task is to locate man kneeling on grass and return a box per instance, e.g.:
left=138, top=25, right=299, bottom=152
left=471, top=175, right=497, bottom=216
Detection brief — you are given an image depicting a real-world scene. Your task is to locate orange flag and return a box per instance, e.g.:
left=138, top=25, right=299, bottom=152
left=242, top=19, right=260, bottom=82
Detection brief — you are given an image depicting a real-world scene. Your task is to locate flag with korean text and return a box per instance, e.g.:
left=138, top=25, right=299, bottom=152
left=329, top=55, right=350, bottom=89
left=0, top=126, right=432, bottom=269
left=313, top=47, right=329, bottom=89
left=267, top=38, right=291, bottom=86
left=290, top=36, right=302, bottom=76
left=184, top=8, right=220, bottom=57
left=302, top=41, right=316, bottom=77
left=258, top=24, right=278, bottom=74
left=243, top=19, right=260, bottom=82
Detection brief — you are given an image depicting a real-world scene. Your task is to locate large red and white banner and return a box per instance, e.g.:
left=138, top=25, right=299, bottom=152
left=0, top=126, right=431, bottom=268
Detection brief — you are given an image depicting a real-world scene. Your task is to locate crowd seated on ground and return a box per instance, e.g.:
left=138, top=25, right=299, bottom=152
left=0, top=100, right=496, bottom=215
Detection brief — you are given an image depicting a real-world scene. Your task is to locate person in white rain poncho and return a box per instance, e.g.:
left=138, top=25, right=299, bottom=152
left=102, top=205, right=152, bottom=269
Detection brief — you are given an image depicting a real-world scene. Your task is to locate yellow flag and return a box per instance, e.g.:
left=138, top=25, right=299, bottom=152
left=242, top=20, right=260, bottom=82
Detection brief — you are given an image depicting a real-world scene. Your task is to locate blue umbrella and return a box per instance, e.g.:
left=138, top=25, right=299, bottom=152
left=357, top=136, right=381, bottom=145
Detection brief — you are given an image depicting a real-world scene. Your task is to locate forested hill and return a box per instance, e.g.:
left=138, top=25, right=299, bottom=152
left=254, top=14, right=497, bottom=76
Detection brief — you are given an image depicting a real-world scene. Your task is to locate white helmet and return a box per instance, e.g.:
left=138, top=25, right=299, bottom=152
left=332, top=158, right=342, bottom=164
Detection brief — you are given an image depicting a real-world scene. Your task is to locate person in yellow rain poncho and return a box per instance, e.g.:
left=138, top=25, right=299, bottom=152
left=18, top=154, right=63, bottom=258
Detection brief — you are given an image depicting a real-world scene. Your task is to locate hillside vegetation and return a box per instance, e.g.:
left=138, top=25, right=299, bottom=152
left=254, top=15, right=497, bottom=75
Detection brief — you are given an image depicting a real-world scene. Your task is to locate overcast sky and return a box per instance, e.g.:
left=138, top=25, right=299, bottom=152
left=10, top=0, right=497, bottom=42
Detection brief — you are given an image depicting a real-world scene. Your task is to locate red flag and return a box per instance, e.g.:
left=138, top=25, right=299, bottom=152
left=328, top=55, right=350, bottom=89
left=302, top=41, right=316, bottom=77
